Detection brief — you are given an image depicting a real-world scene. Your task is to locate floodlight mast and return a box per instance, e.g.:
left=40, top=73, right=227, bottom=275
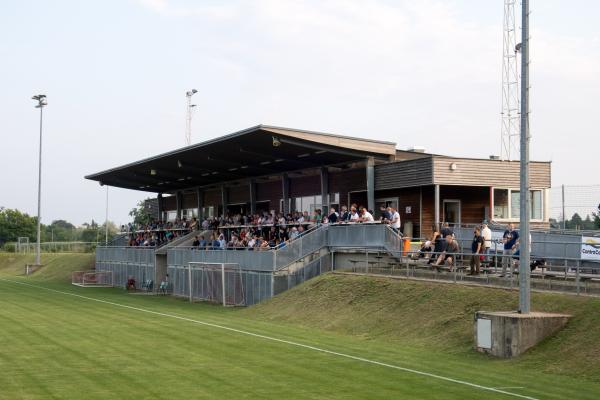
left=185, top=89, right=197, bottom=145
left=500, top=0, right=520, bottom=161
left=32, top=94, right=47, bottom=266
left=519, top=0, right=531, bottom=314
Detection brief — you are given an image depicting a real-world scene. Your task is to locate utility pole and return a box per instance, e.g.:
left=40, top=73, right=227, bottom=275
left=105, top=185, right=109, bottom=245
left=518, top=0, right=531, bottom=313
left=561, top=184, right=566, bottom=230
left=32, top=94, right=47, bottom=266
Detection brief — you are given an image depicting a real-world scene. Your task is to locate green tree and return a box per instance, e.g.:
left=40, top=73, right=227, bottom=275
left=129, top=199, right=152, bottom=226
left=44, top=219, right=77, bottom=242
left=593, top=204, right=600, bottom=229
left=565, top=212, right=583, bottom=230
left=0, top=207, right=37, bottom=244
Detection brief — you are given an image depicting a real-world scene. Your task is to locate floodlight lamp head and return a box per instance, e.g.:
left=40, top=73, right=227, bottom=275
left=191, top=89, right=198, bottom=94
left=515, top=42, right=522, bottom=53
left=32, top=94, right=47, bottom=107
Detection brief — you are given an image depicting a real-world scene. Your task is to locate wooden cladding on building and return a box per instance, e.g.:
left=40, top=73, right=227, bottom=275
left=375, top=157, right=434, bottom=189
left=432, top=157, right=551, bottom=188
left=374, top=156, right=551, bottom=190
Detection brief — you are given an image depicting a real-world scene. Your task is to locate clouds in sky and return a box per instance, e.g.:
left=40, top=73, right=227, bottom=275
left=0, top=0, right=598, bottom=225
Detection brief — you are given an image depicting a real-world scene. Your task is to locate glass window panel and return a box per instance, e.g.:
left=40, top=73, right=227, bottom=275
left=510, top=190, right=520, bottom=219
left=531, top=191, right=542, bottom=220
left=493, top=189, right=509, bottom=219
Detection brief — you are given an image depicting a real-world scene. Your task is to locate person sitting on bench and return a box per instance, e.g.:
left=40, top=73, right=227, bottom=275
left=126, top=277, right=136, bottom=291
left=159, top=274, right=169, bottom=295
left=427, top=230, right=443, bottom=264
left=433, top=235, right=459, bottom=270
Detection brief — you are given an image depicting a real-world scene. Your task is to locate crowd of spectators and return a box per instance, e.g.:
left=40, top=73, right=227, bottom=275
left=124, top=203, right=404, bottom=249
left=123, top=219, right=196, bottom=247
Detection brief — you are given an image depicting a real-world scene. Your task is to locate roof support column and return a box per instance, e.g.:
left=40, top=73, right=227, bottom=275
left=320, top=167, right=329, bottom=215
left=157, top=193, right=163, bottom=221
left=489, top=186, right=494, bottom=222
left=196, top=188, right=203, bottom=220
left=366, top=157, right=375, bottom=213
left=281, top=173, right=289, bottom=215
left=176, top=191, right=182, bottom=220
left=249, top=179, right=256, bottom=215
left=434, top=184, right=440, bottom=231
left=221, top=185, right=228, bottom=217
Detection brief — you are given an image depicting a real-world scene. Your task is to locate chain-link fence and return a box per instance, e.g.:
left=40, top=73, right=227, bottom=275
left=550, top=184, right=600, bottom=231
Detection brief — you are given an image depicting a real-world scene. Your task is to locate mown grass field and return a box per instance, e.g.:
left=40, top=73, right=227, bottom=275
left=0, top=254, right=599, bottom=399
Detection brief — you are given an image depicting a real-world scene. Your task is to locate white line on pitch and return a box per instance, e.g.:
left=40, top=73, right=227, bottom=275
left=1, top=279, right=538, bottom=400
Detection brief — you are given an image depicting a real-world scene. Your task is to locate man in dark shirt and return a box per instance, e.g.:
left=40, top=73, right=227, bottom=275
left=339, top=205, right=349, bottom=222
left=192, top=235, right=200, bottom=247
left=470, top=227, right=484, bottom=275
left=441, top=222, right=453, bottom=238
left=434, top=234, right=459, bottom=269
left=379, top=206, right=391, bottom=223
left=328, top=207, right=339, bottom=223
left=501, top=223, right=520, bottom=276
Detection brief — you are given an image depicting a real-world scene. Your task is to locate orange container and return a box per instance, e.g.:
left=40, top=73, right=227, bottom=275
left=402, top=238, right=411, bottom=256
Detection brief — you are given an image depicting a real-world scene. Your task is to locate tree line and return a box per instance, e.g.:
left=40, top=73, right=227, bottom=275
left=550, top=205, right=600, bottom=230
left=0, top=207, right=118, bottom=246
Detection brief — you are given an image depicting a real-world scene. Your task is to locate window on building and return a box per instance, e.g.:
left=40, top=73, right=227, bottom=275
left=181, top=208, right=198, bottom=219
left=494, top=189, right=543, bottom=220
left=201, top=206, right=214, bottom=218
left=493, top=189, right=509, bottom=219
left=166, top=211, right=177, bottom=222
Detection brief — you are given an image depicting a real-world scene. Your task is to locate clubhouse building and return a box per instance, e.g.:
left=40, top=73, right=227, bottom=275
left=86, top=125, right=551, bottom=237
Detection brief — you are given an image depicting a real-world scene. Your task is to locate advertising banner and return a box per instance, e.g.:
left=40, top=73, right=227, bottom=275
left=581, top=236, right=600, bottom=261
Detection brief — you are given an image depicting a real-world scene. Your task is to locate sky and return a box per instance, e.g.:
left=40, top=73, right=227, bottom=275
left=0, top=0, right=598, bottom=226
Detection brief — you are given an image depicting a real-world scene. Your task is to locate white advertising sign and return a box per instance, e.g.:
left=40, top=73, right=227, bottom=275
left=581, top=237, right=600, bottom=261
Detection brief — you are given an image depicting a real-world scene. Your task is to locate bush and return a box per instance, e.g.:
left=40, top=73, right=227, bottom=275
left=1, top=243, right=16, bottom=253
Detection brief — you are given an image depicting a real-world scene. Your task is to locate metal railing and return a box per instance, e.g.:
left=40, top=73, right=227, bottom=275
left=4, top=241, right=99, bottom=253
left=332, top=247, right=600, bottom=296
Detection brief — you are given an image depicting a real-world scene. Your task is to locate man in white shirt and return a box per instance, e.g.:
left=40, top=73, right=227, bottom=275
left=359, top=207, right=374, bottom=222
left=481, top=221, right=492, bottom=262
left=349, top=206, right=360, bottom=222
left=389, top=207, right=401, bottom=233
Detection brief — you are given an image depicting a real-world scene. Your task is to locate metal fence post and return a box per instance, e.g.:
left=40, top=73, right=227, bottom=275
left=188, top=262, right=192, bottom=303
left=575, top=260, right=580, bottom=296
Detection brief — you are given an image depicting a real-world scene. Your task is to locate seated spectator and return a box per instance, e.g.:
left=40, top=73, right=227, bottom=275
left=339, top=205, right=349, bottom=222
left=126, top=276, right=136, bottom=291
left=328, top=207, right=339, bottom=223
left=198, top=235, right=207, bottom=248
left=192, top=235, right=200, bottom=247
left=433, top=234, right=459, bottom=270
left=349, top=206, right=360, bottom=222
left=289, top=227, right=300, bottom=240
left=359, top=207, right=374, bottom=223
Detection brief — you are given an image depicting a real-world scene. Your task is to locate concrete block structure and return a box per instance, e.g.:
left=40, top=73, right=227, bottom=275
left=474, top=311, right=571, bottom=358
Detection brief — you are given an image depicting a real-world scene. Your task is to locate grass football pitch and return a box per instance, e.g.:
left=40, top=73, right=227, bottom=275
left=0, top=254, right=598, bottom=400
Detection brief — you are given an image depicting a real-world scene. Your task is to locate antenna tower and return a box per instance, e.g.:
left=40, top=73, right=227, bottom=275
left=501, top=0, right=520, bottom=160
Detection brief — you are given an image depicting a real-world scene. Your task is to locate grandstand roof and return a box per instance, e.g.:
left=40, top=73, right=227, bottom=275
left=85, top=125, right=414, bottom=193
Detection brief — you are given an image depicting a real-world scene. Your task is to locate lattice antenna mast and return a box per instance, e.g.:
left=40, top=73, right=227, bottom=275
left=185, top=89, right=197, bottom=145
left=501, top=0, right=521, bottom=161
